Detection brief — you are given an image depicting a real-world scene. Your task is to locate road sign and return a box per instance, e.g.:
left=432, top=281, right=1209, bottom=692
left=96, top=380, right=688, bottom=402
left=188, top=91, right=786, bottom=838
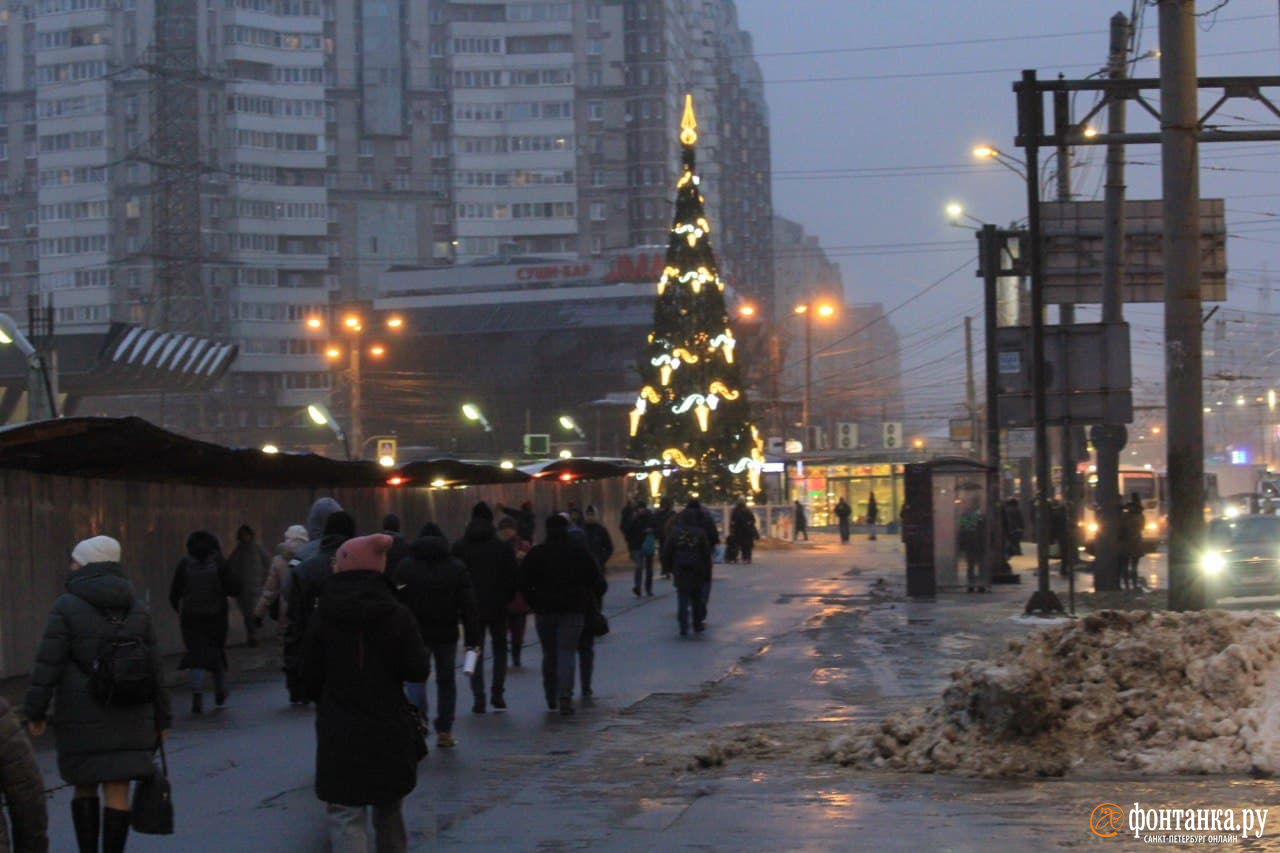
left=376, top=438, right=397, bottom=464
left=883, top=422, right=902, bottom=449
left=524, top=433, right=550, bottom=455
left=836, top=422, right=858, bottom=450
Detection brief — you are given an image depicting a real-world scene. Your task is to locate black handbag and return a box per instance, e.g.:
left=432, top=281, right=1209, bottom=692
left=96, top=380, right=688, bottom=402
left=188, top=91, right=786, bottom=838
left=406, top=701, right=428, bottom=762
left=588, top=608, right=610, bottom=638
left=131, top=742, right=174, bottom=835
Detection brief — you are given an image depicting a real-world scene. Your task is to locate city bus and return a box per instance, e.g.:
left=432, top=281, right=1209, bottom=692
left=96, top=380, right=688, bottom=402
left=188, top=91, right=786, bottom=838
left=1077, top=465, right=1220, bottom=553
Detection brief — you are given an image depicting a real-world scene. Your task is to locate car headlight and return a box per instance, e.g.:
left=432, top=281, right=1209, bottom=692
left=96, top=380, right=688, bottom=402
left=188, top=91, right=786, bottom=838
left=1224, top=505, right=1240, bottom=519
left=1201, top=552, right=1226, bottom=575
left=1145, top=521, right=1158, bottom=532
left=1087, top=522, right=1099, bottom=534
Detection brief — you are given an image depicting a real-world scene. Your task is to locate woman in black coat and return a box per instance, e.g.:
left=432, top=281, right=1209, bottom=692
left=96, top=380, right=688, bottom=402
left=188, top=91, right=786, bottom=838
left=303, top=534, right=429, bottom=852
left=25, top=535, right=171, bottom=853
left=169, top=530, right=240, bottom=715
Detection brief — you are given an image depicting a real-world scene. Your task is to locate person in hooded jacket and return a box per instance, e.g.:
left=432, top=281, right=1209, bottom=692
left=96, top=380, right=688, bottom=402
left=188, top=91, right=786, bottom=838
left=520, top=514, right=601, bottom=716
left=302, top=534, right=429, bottom=853
left=253, top=523, right=308, bottom=627
left=225, top=524, right=271, bottom=647
left=575, top=508, right=610, bottom=701
left=293, top=497, right=344, bottom=564
left=663, top=502, right=714, bottom=637
left=393, top=522, right=481, bottom=749
left=0, top=696, right=47, bottom=852
left=496, top=500, right=536, bottom=544
left=284, top=511, right=356, bottom=704
left=496, top=517, right=531, bottom=667
left=26, top=535, right=171, bottom=853
left=170, top=530, right=241, bottom=714
left=452, top=502, right=517, bottom=713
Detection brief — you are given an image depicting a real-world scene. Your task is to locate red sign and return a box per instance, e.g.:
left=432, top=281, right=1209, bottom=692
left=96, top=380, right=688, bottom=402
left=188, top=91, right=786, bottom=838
left=605, top=252, right=665, bottom=284
left=515, top=263, right=593, bottom=282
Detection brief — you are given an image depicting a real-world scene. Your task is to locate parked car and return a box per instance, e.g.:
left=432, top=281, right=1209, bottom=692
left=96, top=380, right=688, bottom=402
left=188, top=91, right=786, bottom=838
left=1203, top=514, right=1280, bottom=598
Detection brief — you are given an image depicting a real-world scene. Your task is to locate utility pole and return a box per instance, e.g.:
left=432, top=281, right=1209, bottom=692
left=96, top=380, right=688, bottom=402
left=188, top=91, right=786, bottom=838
left=1054, top=85, right=1078, bottom=592
left=1160, top=0, right=1206, bottom=611
left=802, top=307, right=812, bottom=449
left=980, top=226, right=1009, bottom=586
left=965, top=315, right=977, bottom=452
left=349, top=345, right=363, bottom=459
left=1091, top=12, right=1132, bottom=592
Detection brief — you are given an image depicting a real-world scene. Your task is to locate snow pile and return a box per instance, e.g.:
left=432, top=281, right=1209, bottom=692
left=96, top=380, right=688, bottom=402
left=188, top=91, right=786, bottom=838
left=826, top=610, right=1280, bottom=777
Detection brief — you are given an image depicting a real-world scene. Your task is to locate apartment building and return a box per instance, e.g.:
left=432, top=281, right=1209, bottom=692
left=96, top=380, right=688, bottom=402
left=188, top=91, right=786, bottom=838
left=0, top=0, right=771, bottom=447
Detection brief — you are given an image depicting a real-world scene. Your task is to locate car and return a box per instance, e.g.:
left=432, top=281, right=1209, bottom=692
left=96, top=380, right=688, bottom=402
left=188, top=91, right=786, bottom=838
left=1202, top=514, right=1280, bottom=598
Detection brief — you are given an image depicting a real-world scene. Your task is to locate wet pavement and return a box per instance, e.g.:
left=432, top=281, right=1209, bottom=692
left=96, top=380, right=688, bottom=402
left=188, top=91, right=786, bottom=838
left=11, top=534, right=1280, bottom=850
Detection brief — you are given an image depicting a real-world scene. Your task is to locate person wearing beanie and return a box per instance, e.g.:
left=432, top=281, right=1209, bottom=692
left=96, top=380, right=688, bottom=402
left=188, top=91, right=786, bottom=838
left=253, top=524, right=308, bottom=626
left=663, top=504, right=715, bottom=637
left=651, top=496, right=677, bottom=579
left=284, top=511, right=356, bottom=704
left=301, top=533, right=428, bottom=852
left=496, top=517, right=532, bottom=667
left=623, top=498, right=657, bottom=598
left=26, top=534, right=171, bottom=853
left=452, top=505, right=518, bottom=713
left=393, top=523, right=481, bottom=749
left=496, top=499, right=535, bottom=543
left=519, top=514, right=605, bottom=716
left=226, top=524, right=271, bottom=648
left=170, top=530, right=241, bottom=715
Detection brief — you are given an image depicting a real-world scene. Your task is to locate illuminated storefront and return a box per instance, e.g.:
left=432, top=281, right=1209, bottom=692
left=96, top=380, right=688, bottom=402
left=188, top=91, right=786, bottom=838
left=787, top=458, right=908, bottom=529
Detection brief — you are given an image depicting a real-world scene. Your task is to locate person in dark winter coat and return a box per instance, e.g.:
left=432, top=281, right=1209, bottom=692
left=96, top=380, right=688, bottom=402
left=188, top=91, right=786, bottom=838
left=574, top=508, right=611, bottom=701
left=956, top=500, right=987, bottom=592
left=393, top=522, right=481, bottom=749
left=302, top=534, right=429, bottom=853
left=581, top=506, right=614, bottom=570
left=380, top=514, right=410, bottom=579
left=663, top=503, right=715, bottom=636
left=452, top=502, right=518, bottom=713
left=793, top=500, right=808, bottom=541
left=866, top=492, right=880, bottom=541
left=728, top=500, right=759, bottom=563
left=225, top=524, right=271, bottom=648
left=26, top=535, right=171, bottom=853
left=284, top=511, right=356, bottom=703
left=623, top=499, right=656, bottom=597
left=496, top=518, right=532, bottom=667
left=520, top=514, right=602, bottom=715
left=1120, top=493, right=1146, bottom=590
left=293, top=497, right=344, bottom=564
left=833, top=498, right=852, bottom=544
left=170, top=530, right=241, bottom=715
left=0, top=697, right=47, bottom=852
left=496, top=500, right=536, bottom=544
left=651, top=496, right=676, bottom=578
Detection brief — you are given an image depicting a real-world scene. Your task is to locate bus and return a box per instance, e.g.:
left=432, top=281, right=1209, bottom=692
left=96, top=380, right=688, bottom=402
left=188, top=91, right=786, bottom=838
left=1077, top=465, right=1220, bottom=553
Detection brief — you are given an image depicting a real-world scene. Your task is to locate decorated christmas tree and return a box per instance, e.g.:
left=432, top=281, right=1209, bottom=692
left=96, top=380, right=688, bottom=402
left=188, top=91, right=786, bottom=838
left=629, top=95, right=763, bottom=502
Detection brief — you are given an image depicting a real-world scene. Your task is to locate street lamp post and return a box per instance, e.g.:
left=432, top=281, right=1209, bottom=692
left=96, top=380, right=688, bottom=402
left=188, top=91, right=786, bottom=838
left=307, top=403, right=351, bottom=461
left=794, top=301, right=835, bottom=450
left=0, top=312, right=58, bottom=420
left=308, top=309, right=402, bottom=460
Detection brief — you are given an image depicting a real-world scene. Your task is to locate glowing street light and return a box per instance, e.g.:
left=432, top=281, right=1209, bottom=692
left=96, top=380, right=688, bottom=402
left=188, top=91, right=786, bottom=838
left=462, top=403, right=493, bottom=432
left=794, top=299, right=838, bottom=446
left=972, top=143, right=1028, bottom=180
left=306, top=403, right=350, bottom=460
left=558, top=414, right=586, bottom=439
left=261, top=444, right=280, bottom=454
left=559, top=449, right=573, bottom=459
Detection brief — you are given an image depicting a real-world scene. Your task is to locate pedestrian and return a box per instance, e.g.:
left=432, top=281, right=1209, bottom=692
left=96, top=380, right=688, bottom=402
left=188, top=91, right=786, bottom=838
left=293, top=497, right=344, bottom=564
left=665, top=501, right=714, bottom=636
left=496, top=517, right=531, bottom=667
left=170, top=530, right=240, bottom=714
left=253, top=523, right=308, bottom=629
left=729, top=499, right=759, bottom=564
left=452, top=501, right=518, bottom=713
left=624, top=498, right=656, bottom=597
left=793, top=500, right=808, bottom=541
left=956, top=499, right=986, bottom=593
left=577, top=507, right=612, bottom=702
left=496, top=499, right=536, bottom=544
left=1002, top=497, right=1024, bottom=557
left=0, top=696, right=47, bottom=852
left=651, top=496, right=676, bottom=578
left=284, top=510, right=356, bottom=704
left=866, top=492, right=879, bottom=541
left=521, top=514, right=602, bottom=715
left=26, top=535, right=170, bottom=853
left=833, top=497, right=852, bottom=544
left=226, top=524, right=271, bottom=648
left=1120, top=492, right=1146, bottom=591
left=381, top=513, right=411, bottom=578
left=393, top=523, right=481, bottom=750
left=301, top=534, right=429, bottom=853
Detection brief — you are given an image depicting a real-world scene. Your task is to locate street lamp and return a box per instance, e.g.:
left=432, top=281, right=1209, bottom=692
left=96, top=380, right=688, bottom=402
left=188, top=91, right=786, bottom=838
left=793, top=300, right=836, bottom=449
left=0, top=312, right=58, bottom=420
left=305, top=308, right=403, bottom=459
left=972, top=144, right=1029, bottom=180
left=307, top=403, right=351, bottom=460
left=462, top=403, right=492, bottom=432
left=558, top=415, right=586, bottom=439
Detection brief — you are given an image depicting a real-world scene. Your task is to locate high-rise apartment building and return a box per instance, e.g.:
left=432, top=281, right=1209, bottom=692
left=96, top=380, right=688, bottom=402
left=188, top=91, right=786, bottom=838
left=0, top=0, right=771, bottom=447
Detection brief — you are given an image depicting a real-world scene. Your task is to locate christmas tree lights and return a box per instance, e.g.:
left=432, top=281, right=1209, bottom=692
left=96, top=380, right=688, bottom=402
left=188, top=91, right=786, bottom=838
left=630, top=95, right=763, bottom=501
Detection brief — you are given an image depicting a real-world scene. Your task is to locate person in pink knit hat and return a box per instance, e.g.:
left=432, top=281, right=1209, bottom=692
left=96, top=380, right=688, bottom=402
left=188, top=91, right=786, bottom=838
left=302, top=534, right=428, bottom=852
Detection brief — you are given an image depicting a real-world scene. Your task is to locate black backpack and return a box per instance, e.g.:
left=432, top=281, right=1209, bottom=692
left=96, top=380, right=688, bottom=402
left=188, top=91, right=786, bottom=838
left=82, top=604, right=158, bottom=707
left=672, top=525, right=705, bottom=572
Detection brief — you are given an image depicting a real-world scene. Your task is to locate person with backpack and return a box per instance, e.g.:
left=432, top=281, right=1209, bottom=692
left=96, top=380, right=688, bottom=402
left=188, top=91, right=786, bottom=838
left=170, top=530, right=241, bottom=715
left=393, top=522, right=481, bottom=750
left=663, top=501, right=715, bottom=636
left=225, top=524, right=271, bottom=648
left=253, top=523, right=308, bottom=628
left=26, top=535, right=171, bottom=853
left=956, top=499, right=987, bottom=593
left=301, top=534, right=429, bottom=853
left=624, top=499, right=656, bottom=598
left=452, top=502, right=518, bottom=713
left=284, top=511, right=356, bottom=704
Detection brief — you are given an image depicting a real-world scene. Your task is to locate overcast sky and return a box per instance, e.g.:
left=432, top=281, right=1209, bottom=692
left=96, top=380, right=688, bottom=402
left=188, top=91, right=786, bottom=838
left=733, top=0, right=1280, bottom=427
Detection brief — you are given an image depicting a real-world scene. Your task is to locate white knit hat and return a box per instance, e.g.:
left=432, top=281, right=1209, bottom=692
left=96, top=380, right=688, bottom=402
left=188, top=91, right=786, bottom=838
left=71, top=535, right=121, bottom=566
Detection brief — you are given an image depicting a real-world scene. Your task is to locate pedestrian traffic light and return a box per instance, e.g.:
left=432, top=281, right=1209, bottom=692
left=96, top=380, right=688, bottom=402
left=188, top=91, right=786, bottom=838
left=883, top=422, right=902, bottom=449
left=376, top=438, right=397, bottom=467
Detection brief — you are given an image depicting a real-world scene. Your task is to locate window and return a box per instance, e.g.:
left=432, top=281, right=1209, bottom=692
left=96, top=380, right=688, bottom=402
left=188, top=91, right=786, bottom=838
left=588, top=101, right=603, bottom=121
left=394, top=139, right=411, bottom=158
left=359, top=139, right=374, bottom=158
left=589, top=201, right=606, bottom=221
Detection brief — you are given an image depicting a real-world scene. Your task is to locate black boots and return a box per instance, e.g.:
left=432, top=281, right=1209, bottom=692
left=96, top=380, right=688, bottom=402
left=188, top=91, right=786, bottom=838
left=102, top=807, right=131, bottom=853
left=71, top=797, right=99, bottom=853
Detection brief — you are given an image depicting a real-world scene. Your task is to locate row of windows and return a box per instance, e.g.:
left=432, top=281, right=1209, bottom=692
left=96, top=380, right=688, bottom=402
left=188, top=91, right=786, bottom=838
left=241, top=338, right=329, bottom=356
left=274, top=66, right=325, bottom=85
left=234, top=268, right=277, bottom=287
left=226, top=94, right=325, bottom=119
left=506, top=2, right=573, bottom=23
left=41, top=268, right=110, bottom=289
left=40, top=235, right=108, bottom=257
left=506, top=35, right=574, bottom=55
left=281, top=372, right=333, bottom=390
left=230, top=233, right=278, bottom=252
left=453, top=134, right=572, bottom=155
left=455, top=201, right=575, bottom=220
left=229, top=302, right=327, bottom=322
left=37, top=0, right=106, bottom=14
left=451, top=37, right=503, bottom=55
left=37, top=94, right=106, bottom=119
left=36, top=26, right=108, bottom=49
left=39, top=130, right=104, bottom=152
left=225, top=0, right=321, bottom=15
left=39, top=200, right=109, bottom=221
left=39, top=166, right=107, bottom=187
left=233, top=200, right=326, bottom=220
left=56, top=305, right=109, bottom=324
left=453, top=101, right=573, bottom=122
left=34, top=60, right=107, bottom=84
left=225, top=26, right=323, bottom=52
left=231, top=129, right=322, bottom=151
left=454, top=169, right=574, bottom=188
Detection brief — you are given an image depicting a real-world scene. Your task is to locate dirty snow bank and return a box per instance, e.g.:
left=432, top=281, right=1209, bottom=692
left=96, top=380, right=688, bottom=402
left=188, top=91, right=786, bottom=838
left=826, top=610, right=1280, bottom=777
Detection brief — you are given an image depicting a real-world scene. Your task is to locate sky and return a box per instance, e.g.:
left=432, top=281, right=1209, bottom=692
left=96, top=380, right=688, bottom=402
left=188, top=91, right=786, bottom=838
left=732, top=0, right=1280, bottom=430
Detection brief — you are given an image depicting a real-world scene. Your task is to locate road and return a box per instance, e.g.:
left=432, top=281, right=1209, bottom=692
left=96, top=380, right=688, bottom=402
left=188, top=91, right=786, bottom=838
left=21, top=534, right=1280, bottom=850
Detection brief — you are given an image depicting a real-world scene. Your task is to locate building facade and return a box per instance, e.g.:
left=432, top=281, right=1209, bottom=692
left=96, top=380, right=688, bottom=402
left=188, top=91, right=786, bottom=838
left=0, top=0, right=771, bottom=449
